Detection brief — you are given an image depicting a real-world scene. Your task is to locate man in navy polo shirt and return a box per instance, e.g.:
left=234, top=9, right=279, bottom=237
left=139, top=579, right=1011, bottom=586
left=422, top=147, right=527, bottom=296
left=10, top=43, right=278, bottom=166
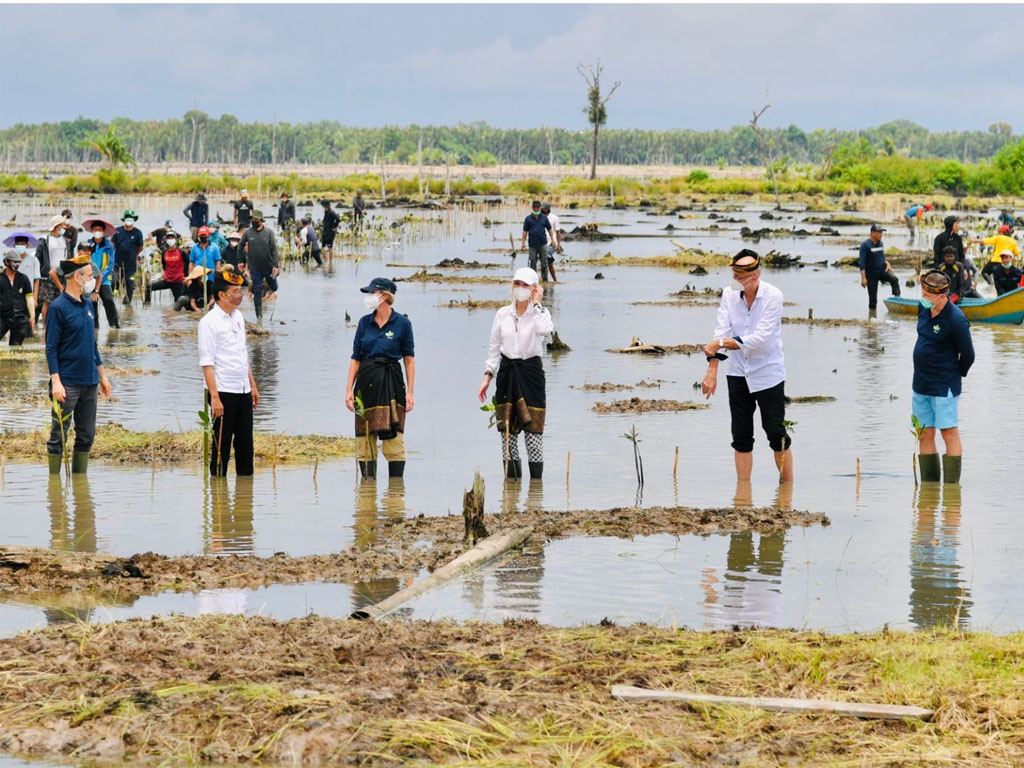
left=520, top=200, right=553, bottom=282
left=183, top=193, right=210, bottom=242
left=859, top=223, right=900, bottom=311
left=112, top=209, right=144, bottom=304
left=45, top=249, right=113, bottom=475
left=912, top=270, right=974, bottom=484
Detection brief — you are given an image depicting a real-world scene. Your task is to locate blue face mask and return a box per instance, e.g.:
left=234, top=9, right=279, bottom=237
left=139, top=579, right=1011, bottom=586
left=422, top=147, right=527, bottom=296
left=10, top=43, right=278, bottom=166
left=919, top=298, right=934, bottom=309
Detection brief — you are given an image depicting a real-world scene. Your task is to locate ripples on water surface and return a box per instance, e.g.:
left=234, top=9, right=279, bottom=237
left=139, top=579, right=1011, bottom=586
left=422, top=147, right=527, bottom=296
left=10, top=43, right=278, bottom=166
left=2, top=195, right=1023, bottom=635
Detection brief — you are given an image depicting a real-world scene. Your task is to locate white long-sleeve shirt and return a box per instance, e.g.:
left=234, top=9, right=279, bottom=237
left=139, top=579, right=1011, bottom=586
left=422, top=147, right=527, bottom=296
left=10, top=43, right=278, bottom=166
left=198, top=304, right=251, bottom=394
left=484, top=302, right=554, bottom=375
left=712, top=280, right=786, bottom=393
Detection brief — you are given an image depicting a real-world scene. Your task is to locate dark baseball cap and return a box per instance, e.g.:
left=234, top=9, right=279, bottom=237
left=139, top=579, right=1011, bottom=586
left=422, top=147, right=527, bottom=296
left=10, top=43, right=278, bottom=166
left=360, top=277, right=398, bottom=294
left=870, top=223, right=886, bottom=232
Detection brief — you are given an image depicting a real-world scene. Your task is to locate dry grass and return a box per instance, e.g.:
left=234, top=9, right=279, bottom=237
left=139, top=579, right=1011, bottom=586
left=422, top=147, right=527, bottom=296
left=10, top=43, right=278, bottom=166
left=0, top=423, right=354, bottom=464
left=1, top=616, right=1021, bottom=766
left=592, top=398, right=710, bottom=414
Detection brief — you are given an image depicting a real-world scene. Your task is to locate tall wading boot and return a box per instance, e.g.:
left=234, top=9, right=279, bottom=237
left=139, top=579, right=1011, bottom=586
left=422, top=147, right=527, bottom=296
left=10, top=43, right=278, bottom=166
left=358, top=460, right=377, bottom=479
left=528, top=461, right=544, bottom=480
left=918, top=453, right=941, bottom=483
left=942, top=455, right=962, bottom=484
left=387, top=461, right=405, bottom=478
left=71, top=451, right=89, bottom=474
left=505, top=460, right=522, bottom=479
left=48, top=453, right=62, bottom=475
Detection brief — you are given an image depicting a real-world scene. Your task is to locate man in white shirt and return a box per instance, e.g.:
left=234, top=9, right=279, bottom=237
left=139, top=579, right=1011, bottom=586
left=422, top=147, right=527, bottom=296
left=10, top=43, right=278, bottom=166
left=541, top=202, right=561, bottom=282
left=198, top=265, right=260, bottom=477
left=701, top=249, right=793, bottom=482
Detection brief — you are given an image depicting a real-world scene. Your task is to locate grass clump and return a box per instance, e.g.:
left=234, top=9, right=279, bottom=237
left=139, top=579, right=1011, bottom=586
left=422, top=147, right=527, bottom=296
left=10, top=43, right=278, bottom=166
left=0, top=423, right=354, bottom=464
left=1, top=617, right=1022, bottom=766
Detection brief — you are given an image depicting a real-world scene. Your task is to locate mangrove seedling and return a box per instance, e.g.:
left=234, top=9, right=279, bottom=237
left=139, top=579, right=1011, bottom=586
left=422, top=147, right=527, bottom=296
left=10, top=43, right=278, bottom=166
left=622, top=425, right=644, bottom=487
left=909, top=414, right=925, bottom=486
left=481, top=394, right=511, bottom=478
left=51, top=396, right=73, bottom=479
left=197, top=406, right=214, bottom=476
left=353, top=392, right=375, bottom=469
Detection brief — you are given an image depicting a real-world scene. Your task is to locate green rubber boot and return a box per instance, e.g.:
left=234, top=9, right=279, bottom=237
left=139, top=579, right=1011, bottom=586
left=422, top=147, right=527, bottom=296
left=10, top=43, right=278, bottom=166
left=942, top=455, right=962, bottom=484
left=71, top=451, right=89, bottom=474
left=48, top=453, right=63, bottom=475
left=918, top=453, right=941, bottom=482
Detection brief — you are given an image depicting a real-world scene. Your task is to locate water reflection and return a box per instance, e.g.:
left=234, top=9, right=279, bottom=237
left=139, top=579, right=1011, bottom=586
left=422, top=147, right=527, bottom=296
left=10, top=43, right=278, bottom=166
left=205, top=477, right=255, bottom=554
left=351, top=478, right=407, bottom=610
left=249, top=337, right=280, bottom=430
left=909, top=483, right=971, bottom=629
left=48, top=475, right=96, bottom=552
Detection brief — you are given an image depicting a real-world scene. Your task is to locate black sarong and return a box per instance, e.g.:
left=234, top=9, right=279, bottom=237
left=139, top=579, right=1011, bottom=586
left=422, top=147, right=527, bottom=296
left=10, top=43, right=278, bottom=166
left=495, top=355, right=545, bottom=435
left=354, top=357, right=406, bottom=440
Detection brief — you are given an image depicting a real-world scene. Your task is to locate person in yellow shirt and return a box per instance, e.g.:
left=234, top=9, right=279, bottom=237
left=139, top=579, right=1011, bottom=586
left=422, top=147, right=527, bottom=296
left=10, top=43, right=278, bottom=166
left=970, top=225, right=1019, bottom=265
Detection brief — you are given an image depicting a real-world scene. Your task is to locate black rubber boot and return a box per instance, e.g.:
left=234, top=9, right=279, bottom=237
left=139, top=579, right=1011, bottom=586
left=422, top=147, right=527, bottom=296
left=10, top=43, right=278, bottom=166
left=528, top=461, right=544, bottom=480
left=919, top=453, right=940, bottom=482
left=358, top=460, right=377, bottom=479
left=387, top=460, right=405, bottom=478
left=505, top=459, right=522, bottom=479
left=71, top=451, right=89, bottom=474
left=942, top=455, right=961, bottom=484
left=48, top=453, right=62, bottom=475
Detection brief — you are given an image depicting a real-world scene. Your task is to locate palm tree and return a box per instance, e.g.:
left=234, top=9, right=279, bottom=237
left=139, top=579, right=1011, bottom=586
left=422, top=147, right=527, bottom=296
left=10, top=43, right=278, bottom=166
left=78, top=126, right=135, bottom=168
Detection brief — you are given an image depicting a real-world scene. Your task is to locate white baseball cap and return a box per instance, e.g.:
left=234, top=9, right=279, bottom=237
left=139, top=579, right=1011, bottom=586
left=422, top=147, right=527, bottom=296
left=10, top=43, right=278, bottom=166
left=513, top=267, right=539, bottom=286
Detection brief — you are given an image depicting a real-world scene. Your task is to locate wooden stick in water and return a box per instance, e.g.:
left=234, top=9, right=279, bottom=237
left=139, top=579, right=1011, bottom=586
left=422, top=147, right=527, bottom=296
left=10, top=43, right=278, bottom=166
left=673, top=446, right=679, bottom=481
left=566, top=451, right=571, bottom=485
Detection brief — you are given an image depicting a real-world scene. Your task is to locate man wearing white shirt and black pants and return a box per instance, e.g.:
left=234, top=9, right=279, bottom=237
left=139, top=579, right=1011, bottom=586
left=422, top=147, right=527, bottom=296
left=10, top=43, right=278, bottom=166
left=198, top=266, right=260, bottom=477
left=701, top=250, right=793, bottom=482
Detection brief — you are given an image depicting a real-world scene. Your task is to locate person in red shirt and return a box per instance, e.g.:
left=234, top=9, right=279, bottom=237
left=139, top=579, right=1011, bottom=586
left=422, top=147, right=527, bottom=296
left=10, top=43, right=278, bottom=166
left=145, top=231, right=187, bottom=303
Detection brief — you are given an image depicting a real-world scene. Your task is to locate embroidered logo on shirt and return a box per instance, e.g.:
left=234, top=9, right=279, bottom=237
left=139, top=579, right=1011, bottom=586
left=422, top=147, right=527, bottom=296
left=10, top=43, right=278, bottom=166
left=932, top=324, right=940, bottom=333
left=385, top=330, right=394, bottom=339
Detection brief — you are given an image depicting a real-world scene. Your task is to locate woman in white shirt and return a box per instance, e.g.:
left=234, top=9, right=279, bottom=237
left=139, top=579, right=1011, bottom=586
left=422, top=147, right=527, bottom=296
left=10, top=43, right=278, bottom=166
left=701, top=249, right=793, bottom=483
left=477, top=267, right=554, bottom=479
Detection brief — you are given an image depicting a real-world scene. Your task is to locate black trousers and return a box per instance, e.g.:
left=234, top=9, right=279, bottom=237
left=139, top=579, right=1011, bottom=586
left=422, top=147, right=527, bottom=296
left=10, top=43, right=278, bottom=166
left=727, top=377, right=790, bottom=453
left=867, top=270, right=900, bottom=309
left=116, top=261, right=136, bottom=303
left=209, top=390, right=254, bottom=477
left=0, top=313, right=29, bottom=345
left=92, top=285, right=119, bottom=328
left=146, top=278, right=184, bottom=302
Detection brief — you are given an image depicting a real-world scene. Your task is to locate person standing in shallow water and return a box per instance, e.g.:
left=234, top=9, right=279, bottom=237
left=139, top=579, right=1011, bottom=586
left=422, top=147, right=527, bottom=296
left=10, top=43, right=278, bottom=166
left=345, top=278, right=415, bottom=479
left=858, top=223, right=900, bottom=311
left=198, top=265, right=259, bottom=477
left=477, top=267, right=553, bottom=480
left=45, top=249, right=113, bottom=475
left=912, top=270, right=974, bottom=484
left=701, top=250, right=793, bottom=483
left=521, top=200, right=553, bottom=282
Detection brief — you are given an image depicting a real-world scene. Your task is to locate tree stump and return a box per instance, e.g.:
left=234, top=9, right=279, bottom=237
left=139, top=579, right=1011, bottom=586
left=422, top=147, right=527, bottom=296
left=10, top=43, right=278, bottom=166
left=463, top=471, right=488, bottom=546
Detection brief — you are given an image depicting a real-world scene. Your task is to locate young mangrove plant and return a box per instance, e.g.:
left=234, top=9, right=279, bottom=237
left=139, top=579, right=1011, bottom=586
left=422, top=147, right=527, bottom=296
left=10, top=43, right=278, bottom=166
left=353, top=392, right=375, bottom=471
left=909, top=414, right=925, bottom=486
left=480, top=394, right=511, bottom=478
left=622, top=424, right=644, bottom=487
left=780, top=418, right=797, bottom=483
left=196, top=405, right=214, bottom=476
left=51, top=396, right=73, bottom=479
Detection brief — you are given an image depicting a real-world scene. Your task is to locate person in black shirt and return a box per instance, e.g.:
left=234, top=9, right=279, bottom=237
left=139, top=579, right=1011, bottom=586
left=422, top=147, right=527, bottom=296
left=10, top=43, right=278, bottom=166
left=111, top=209, right=144, bottom=304
left=990, top=250, right=1023, bottom=295
left=933, top=215, right=965, bottom=268
left=277, top=192, right=296, bottom=234
left=520, top=200, right=554, bottom=281
left=183, top=193, right=209, bottom=241
left=320, top=199, right=341, bottom=261
left=233, top=191, right=254, bottom=233
left=1, top=250, right=33, bottom=345
left=937, top=247, right=967, bottom=303
left=173, top=265, right=212, bottom=312
left=353, top=190, right=366, bottom=232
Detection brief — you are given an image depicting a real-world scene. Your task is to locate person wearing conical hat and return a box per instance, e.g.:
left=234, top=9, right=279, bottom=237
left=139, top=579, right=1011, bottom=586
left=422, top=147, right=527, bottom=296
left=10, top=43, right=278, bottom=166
left=45, top=247, right=113, bottom=475
left=173, top=264, right=213, bottom=313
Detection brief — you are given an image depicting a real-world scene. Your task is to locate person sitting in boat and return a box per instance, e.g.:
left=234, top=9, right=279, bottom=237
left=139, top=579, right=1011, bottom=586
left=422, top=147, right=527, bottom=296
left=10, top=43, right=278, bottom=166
left=991, top=250, right=1022, bottom=296
left=937, top=246, right=968, bottom=303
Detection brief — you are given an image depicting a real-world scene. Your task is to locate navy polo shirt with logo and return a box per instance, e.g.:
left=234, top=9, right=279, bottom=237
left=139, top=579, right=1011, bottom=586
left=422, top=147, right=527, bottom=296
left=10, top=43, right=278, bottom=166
left=352, top=310, right=415, bottom=360
left=913, top=300, right=974, bottom=397
left=522, top=213, right=551, bottom=247
left=45, top=292, right=102, bottom=386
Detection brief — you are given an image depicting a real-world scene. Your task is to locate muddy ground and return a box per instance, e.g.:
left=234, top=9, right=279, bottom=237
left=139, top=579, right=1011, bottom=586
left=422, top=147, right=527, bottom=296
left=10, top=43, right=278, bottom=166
left=592, top=398, right=709, bottom=414
left=571, top=379, right=666, bottom=392
left=1, top=615, right=1021, bottom=766
left=0, top=504, right=827, bottom=600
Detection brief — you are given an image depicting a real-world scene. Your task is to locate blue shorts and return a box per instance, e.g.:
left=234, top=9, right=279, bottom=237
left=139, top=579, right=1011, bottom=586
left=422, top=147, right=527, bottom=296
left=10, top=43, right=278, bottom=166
left=912, top=389, right=959, bottom=430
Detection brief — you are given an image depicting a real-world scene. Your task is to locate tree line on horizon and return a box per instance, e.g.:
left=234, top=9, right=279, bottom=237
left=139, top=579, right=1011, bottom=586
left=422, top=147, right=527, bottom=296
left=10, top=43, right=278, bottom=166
left=0, top=115, right=1017, bottom=170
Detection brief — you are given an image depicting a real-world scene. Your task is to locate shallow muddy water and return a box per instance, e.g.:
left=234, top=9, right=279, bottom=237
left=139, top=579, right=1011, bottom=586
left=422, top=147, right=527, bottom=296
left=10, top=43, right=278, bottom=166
left=2, top=195, right=1023, bottom=637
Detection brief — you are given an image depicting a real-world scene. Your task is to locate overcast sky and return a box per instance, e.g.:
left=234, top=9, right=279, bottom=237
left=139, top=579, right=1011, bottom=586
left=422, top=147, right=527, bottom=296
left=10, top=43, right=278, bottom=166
left=2, top=3, right=1022, bottom=132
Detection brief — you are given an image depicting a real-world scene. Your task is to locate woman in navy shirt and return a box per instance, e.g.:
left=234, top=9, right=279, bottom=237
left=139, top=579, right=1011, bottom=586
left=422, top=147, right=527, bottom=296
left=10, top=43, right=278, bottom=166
left=345, top=277, right=415, bottom=478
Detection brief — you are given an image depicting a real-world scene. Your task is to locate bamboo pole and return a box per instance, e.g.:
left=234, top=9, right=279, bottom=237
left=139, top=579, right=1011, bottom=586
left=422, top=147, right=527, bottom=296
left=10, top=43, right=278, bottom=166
left=673, top=446, right=679, bottom=481
left=351, top=527, right=532, bottom=620
left=611, top=685, right=934, bottom=721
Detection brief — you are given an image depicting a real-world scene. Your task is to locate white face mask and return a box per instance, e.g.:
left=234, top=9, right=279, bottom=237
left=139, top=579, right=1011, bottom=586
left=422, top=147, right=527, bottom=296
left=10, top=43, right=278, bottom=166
left=82, top=277, right=96, bottom=294
left=123, top=219, right=135, bottom=227
left=731, top=279, right=745, bottom=292
left=93, top=232, right=104, bottom=241
left=14, top=245, right=26, bottom=254
left=513, top=286, right=532, bottom=302
left=363, top=293, right=381, bottom=311
left=166, top=239, right=177, bottom=248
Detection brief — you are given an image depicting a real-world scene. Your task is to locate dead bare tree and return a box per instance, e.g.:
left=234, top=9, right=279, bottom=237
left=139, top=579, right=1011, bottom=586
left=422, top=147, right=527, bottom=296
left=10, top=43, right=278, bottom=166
left=578, top=61, right=620, bottom=180
left=750, top=101, right=782, bottom=210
